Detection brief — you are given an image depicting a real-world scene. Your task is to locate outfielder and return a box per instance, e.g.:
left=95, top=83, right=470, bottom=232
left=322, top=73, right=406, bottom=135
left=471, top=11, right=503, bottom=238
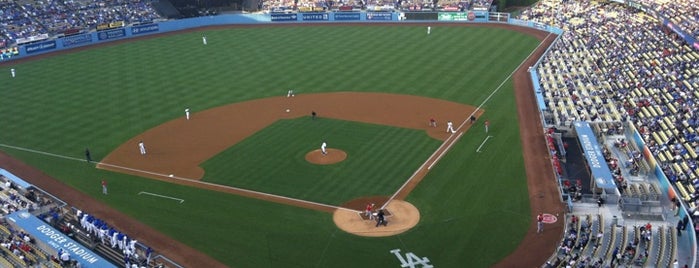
left=427, top=26, right=431, bottom=35
left=321, top=141, right=327, bottom=155
left=10, top=68, right=15, bottom=78
left=202, top=35, right=207, bottom=45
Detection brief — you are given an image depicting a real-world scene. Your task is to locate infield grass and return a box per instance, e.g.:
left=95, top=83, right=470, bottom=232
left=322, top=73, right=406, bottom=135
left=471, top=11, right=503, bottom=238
left=202, top=118, right=441, bottom=205
left=0, top=25, right=541, bottom=267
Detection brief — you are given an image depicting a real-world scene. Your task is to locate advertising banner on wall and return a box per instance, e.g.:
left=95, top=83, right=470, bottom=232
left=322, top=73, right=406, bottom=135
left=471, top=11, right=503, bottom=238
left=6, top=211, right=117, bottom=268
left=25, top=40, right=56, bottom=54
left=573, top=121, right=616, bottom=190
left=438, top=11, right=486, bottom=21
left=132, top=24, right=160, bottom=35
left=271, top=13, right=298, bottom=21
left=302, top=13, right=329, bottom=21
left=97, top=29, right=126, bottom=41
left=16, top=33, right=50, bottom=45
left=334, top=12, right=360, bottom=20
left=438, top=12, right=470, bottom=21
left=62, top=33, right=92, bottom=47
left=366, top=12, right=392, bottom=20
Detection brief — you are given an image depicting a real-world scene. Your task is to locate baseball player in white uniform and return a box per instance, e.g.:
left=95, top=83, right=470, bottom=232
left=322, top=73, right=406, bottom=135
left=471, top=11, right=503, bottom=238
left=427, top=26, right=431, bottom=35
left=321, top=142, right=327, bottom=155
left=185, top=108, right=190, bottom=120
left=202, top=35, right=207, bottom=45
left=138, top=141, right=146, bottom=155
left=10, top=68, right=15, bottom=78
left=446, top=121, right=456, bottom=133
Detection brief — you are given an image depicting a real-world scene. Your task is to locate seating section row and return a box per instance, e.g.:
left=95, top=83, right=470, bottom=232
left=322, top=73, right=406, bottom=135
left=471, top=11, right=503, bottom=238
left=546, top=214, right=677, bottom=268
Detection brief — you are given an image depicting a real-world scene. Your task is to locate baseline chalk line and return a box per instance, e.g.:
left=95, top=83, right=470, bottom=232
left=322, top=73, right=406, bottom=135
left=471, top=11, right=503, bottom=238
left=476, top=135, right=494, bottom=153
left=427, top=132, right=463, bottom=170
left=138, top=191, right=184, bottom=204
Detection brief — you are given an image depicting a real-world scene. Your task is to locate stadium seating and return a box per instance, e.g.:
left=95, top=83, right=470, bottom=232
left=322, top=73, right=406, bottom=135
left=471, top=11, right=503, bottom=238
left=520, top=0, right=699, bottom=267
left=521, top=1, right=699, bottom=264
left=0, top=0, right=164, bottom=46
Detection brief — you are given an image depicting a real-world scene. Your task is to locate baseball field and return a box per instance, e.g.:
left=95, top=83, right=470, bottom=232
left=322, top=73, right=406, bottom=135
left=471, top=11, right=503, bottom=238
left=0, top=23, right=564, bottom=267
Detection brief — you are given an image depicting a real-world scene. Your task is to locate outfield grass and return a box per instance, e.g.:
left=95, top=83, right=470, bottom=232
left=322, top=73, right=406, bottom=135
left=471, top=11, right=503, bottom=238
left=0, top=25, right=541, bottom=267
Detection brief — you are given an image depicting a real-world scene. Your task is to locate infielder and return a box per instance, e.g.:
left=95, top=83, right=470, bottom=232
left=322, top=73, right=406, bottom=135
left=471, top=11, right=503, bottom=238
left=185, top=108, right=190, bottom=120
left=287, top=89, right=294, bottom=97
left=321, top=141, right=327, bottom=155
left=202, top=35, right=207, bottom=45
left=10, top=68, right=15, bottom=78
left=138, top=141, right=146, bottom=155
left=446, top=121, right=456, bottom=133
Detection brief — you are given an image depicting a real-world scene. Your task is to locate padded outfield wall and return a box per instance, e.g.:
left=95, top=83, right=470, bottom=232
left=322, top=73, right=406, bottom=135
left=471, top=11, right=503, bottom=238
left=9, top=12, right=564, bottom=61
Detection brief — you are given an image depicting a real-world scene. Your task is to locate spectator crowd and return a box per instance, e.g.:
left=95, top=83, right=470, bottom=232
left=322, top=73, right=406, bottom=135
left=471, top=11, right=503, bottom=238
left=0, top=174, right=163, bottom=267
left=519, top=0, right=699, bottom=264
left=0, top=0, right=163, bottom=47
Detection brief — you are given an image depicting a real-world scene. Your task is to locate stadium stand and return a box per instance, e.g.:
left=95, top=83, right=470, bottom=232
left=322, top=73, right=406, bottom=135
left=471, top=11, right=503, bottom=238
left=0, top=169, right=176, bottom=267
left=0, top=0, right=164, bottom=46
left=521, top=0, right=699, bottom=266
left=637, top=0, right=699, bottom=40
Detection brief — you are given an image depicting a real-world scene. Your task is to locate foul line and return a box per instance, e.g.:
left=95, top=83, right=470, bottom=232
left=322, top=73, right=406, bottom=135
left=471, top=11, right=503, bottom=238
left=0, top=143, right=84, bottom=162
left=96, top=162, right=361, bottom=213
left=138, top=191, right=185, bottom=203
left=476, top=136, right=494, bottom=153
left=427, top=132, right=463, bottom=170
left=384, top=32, right=554, bottom=208
left=0, top=143, right=360, bottom=213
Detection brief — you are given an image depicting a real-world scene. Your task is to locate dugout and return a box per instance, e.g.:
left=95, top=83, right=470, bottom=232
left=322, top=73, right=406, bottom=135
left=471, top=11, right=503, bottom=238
left=572, top=121, right=620, bottom=204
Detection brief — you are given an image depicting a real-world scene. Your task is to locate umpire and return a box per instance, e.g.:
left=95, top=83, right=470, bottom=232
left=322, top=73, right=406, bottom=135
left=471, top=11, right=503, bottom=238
left=375, top=210, right=387, bottom=227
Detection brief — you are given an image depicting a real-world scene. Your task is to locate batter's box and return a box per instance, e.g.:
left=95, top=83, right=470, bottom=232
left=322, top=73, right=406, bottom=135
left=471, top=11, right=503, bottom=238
left=359, top=209, right=392, bottom=220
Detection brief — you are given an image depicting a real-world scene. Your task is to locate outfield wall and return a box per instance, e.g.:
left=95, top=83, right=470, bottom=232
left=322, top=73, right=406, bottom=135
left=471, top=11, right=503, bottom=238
left=6, top=12, right=563, bottom=61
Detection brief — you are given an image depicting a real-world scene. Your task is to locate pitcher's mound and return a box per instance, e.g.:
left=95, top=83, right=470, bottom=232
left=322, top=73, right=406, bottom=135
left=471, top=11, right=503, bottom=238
left=305, top=149, right=347, bottom=165
left=333, top=200, right=420, bottom=237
